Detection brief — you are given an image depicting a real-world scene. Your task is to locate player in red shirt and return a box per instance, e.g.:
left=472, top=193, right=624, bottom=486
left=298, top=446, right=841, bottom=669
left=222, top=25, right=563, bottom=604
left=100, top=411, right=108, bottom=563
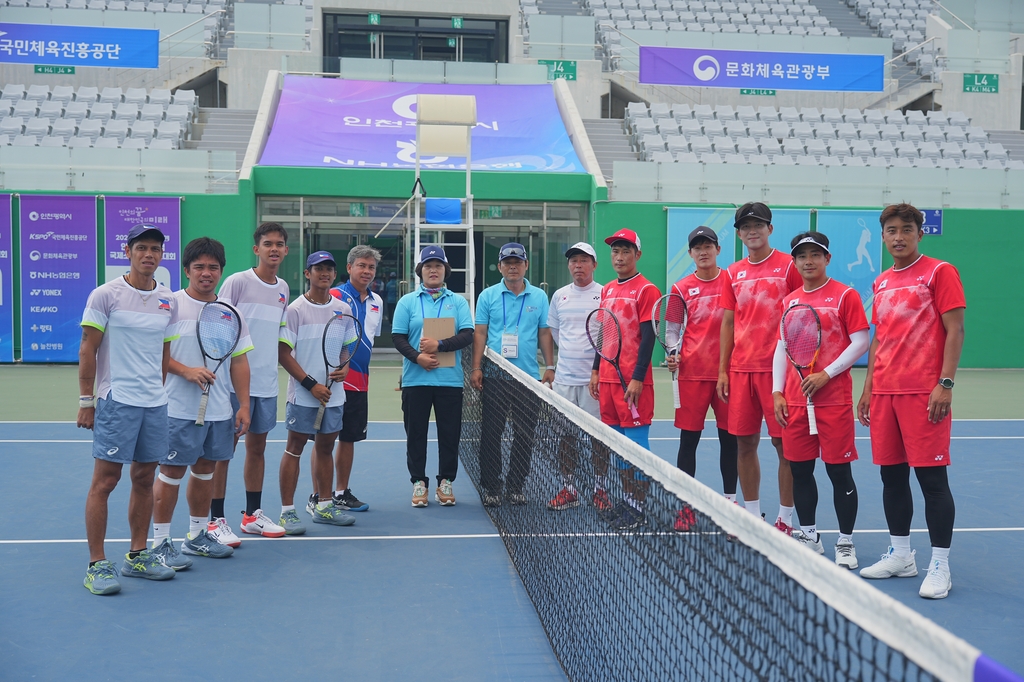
left=588, top=229, right=661, bottom=530
left=665, top=227, right=738, bottom=507
left=771, top=232, right=870, bottom=570
left=718, top=203, right=802, bottom=533
left=857, top=204, right=966, bottom=600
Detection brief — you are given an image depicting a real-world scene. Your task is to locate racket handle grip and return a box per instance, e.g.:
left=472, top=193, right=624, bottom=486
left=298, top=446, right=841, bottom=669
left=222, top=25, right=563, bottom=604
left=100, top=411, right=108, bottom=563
left=629, top=402, right=640, bottom=420
left=671, top=370, right=680, bottom=410
left=313, top=403, right=326, bottom=431
left=195, top=393, right=209, bottom=426
left=807, top=400, right=817, bottom=436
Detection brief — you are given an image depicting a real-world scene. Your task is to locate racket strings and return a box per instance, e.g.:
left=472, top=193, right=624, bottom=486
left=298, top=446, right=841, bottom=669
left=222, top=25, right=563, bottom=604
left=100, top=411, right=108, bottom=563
left=654, top=295, right=687, bottom=349
left=323, top=318, right=360, bottom=368
left=586, top=310, right=621, bottom=361
left=782, top=310, right=820, bottom=368
left=197, top=306, right=240, bottom=359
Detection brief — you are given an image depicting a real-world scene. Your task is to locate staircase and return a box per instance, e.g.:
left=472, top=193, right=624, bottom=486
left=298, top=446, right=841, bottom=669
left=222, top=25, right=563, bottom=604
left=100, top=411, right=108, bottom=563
left=810, top=0, right=877, bottom=37
left=986, top=131, right=1024, bottom=161
left=582, top=118, right=638, bottom=186
left=189, top=108, right=258, bottom=172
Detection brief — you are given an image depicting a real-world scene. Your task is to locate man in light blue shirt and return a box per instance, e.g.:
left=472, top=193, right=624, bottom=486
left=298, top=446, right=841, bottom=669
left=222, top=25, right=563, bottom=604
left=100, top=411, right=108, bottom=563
left=470, top=242, right=555, bottom=507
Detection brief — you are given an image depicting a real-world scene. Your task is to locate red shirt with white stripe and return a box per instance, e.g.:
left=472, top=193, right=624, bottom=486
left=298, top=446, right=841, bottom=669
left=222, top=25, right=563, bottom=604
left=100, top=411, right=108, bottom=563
left=781, top=279, right=869, bottom=407
left=871, top=255, right=966, bottom=395
left=721, top=249, right=802, bottom=373
left=598, top=273, right=661, bottom=386
left=671, top=270, right=725, bottom=382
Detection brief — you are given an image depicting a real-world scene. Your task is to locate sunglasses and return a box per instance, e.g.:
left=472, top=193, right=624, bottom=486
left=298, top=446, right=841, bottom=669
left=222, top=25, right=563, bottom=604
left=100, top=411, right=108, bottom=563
left=500, top=247, right=527, bottom=260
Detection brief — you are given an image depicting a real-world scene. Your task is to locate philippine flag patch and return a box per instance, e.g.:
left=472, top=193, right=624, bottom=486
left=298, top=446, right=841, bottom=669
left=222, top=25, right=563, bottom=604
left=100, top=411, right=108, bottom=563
left=158, top=299, right=170, bottom=310
left=279, top=293, right=287, bottom=304
left=370, top=304, right=380, bottom=313
left=220, top=311, right=233, bottom=320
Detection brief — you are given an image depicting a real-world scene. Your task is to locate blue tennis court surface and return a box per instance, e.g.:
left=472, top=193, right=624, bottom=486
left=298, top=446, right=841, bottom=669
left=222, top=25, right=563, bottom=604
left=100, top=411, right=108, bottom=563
left=1, top=418, right=1021, bottom=679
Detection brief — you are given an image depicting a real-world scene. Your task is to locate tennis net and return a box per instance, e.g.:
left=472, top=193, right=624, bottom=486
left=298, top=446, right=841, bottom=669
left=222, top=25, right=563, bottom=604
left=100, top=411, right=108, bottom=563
left=458, top=347, right=996, bottom=682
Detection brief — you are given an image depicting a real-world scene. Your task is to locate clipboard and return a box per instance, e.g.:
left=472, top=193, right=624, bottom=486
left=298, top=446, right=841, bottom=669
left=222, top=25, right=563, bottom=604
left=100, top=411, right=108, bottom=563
left=422, top=317, right=456, bottom=367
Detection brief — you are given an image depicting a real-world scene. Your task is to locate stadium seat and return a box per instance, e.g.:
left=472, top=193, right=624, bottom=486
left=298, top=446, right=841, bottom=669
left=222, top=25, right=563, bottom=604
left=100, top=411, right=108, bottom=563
left=149, top=138, right=175, bottom=150
left=149, top=89, right=173, bottom=107
left=114, top=103, right=140, bottom=122
left=104, top=119, right=130, bottom=144
left=51, top=86, right=74, bottom=107
left=26, top=85, right=50, bottom=104
left=1, top=85, right=25, bottom=103
left=40, top=136, right=67, bottom=148
left=13, top=101, right=38, bottom=122
left=12, top=135, right=38, bottom=147
left=90, top=103, right=114, bottom=125
left=0, top=119, right=23, bottom=138
left=64, top=102, right=89, bottom=125
left=95, top=137, right=120, bottom=149
left=25, top=118, right=51, bottom=141
left=124, top=88, right=149, bottom=106
left=77, top=119, right=104, bottom=143
left=38, top=101, right=63, bottom=124
left=76, top=86, right=100, bottom=103
left=100, top=88, right=124, bottom=105
left=51, top=119, right=77, bottom=142
left=69, top=136, right=93, bottom=148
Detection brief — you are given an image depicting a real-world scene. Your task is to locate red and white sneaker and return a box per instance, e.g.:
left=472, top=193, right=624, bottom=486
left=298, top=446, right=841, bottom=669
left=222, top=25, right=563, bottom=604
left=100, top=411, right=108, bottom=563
left=240, top=509, right=285, bottom=538
left=673, top=507, right=696, bottom=532
left=547, top=488, right=580, bottom=511
left=773, top=517, right=793, bottom=536
left=208, top=517, right=241, bottom=548
left=592, top=489, right=612, bottom=512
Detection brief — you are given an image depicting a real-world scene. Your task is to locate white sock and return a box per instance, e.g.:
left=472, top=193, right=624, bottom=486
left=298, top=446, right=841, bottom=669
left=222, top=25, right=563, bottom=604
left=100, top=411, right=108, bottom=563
left=801, top=524, right=818, bottom=542
left=152, top=522, right=170, bottom=545
left=724, top=493, right=737, bottom=503
left=930, top=546, right=950, bottom=571
left=779, top=505, right=794, bottom=527
left=189, top=516, right=205, bottom=539
left=563, top=475, right=577, bottom=494
left=890, top=535, right=912, bottom=559
left=317, top=500, right=332, bottom=510
left=745, top=499, right=761, bottom=517
left=334, top=489, right=346, bottom=498
left=282, top=504, right=295, bottom=514
left=838, top=533, right=853, bottom=544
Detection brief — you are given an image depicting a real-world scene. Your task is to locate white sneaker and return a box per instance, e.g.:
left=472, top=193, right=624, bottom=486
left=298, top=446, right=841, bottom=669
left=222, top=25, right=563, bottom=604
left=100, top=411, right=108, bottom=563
left=208, top=518, right=241, bottom=548
left=793, top=530, right=824, bottom=554
left=835, top=538, right=858, bottom=570
left=860, top=547, right=918, bottom=579
left=412, top=481, right=428, bottom=508
left=240, top=509, right=285, bottom=538
left=919, top=560, right=951, bottom=599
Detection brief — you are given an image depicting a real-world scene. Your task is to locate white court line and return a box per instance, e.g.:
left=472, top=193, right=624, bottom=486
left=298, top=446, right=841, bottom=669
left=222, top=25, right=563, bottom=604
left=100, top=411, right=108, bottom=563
left=2, top=418, right=1022, bottom=425
left=2, top=527, right=1022, bottom=546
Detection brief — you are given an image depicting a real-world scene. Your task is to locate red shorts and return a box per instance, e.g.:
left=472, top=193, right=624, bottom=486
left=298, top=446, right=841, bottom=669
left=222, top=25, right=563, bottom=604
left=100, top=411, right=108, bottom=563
left=727, top=371, right=781, bottom=438
left=870, top=393, right=951, bottom=467
left=781, top=404, right=858, bottom=465
left=674, top=380, right=728, bottom=432
left=599, top=382, right=655, bottom=428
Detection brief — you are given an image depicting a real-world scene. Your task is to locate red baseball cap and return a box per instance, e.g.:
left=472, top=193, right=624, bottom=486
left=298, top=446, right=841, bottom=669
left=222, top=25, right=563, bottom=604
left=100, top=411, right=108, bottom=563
left=604, top=228, right=642, bottom=251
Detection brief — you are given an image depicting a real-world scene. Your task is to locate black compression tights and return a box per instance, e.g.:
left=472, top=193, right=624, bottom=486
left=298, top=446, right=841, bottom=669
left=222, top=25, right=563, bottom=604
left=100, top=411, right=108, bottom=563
left=880, top=463, right=955, bottom=548
left=789, top=460, right=858, bottom=535
left=677, top=428, right=738, bottom=495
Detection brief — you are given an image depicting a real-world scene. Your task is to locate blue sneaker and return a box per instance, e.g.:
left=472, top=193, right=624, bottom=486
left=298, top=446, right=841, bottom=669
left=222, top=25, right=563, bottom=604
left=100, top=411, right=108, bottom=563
left=83, top=560, right=121, bottom=595
left=280, top=509, right=306, bottom=535
left=151, top=537, right=193, bottom=571
left=122, top=548, right=176, bottom=580
left=333, top=489, right=369, bottom=512
left=181, top=529, right=234, bottom=558
left=310, top=502, right=356, bottom=526
left=608, top=502, right=645, bottom=531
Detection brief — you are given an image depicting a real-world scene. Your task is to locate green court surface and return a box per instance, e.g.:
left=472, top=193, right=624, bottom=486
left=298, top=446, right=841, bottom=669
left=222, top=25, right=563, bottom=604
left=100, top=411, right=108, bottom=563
left=2, top=363, right=1021, bottom=422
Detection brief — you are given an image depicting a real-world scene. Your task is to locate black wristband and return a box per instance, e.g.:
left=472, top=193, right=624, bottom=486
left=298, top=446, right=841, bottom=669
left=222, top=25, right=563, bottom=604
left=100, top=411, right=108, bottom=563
left=300, top=375, right=318, bottom=391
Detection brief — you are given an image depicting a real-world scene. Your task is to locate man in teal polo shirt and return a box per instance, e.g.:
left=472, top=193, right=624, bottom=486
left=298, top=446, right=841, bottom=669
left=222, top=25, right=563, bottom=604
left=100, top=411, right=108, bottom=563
left=470, top=242, right=556, bottom=507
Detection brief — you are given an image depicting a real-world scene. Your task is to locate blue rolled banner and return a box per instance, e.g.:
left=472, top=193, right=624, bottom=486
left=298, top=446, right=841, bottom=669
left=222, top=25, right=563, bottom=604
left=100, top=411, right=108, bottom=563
left=0, top=194, right=11, bottom=362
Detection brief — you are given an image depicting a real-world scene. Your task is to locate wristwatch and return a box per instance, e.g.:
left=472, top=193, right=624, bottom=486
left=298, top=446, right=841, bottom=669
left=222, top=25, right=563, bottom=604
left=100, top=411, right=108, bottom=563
left=938, top=377, right=954, bottom=389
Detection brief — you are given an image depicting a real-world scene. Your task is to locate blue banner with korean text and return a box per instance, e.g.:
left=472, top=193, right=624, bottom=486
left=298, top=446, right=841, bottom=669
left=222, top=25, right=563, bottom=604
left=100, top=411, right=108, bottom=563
left=640, top=46, right=884, bottom=92
left=0, top=23, right=159, bottom=69
left=0, top=194, right=12, bottom=362
left=20, top=195, right=97, bottom=363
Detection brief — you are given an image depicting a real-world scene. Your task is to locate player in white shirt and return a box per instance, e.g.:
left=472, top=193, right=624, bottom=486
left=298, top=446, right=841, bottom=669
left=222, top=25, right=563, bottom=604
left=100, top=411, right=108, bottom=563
left=545, top=242, right=607, bottom=512
left=79, top=224, right=177, bottom=595
left=150, top=238, right=255, bottom=569
left=214, top=223, right=291, bottom=542
left=277, top=251, right=357, bottom=531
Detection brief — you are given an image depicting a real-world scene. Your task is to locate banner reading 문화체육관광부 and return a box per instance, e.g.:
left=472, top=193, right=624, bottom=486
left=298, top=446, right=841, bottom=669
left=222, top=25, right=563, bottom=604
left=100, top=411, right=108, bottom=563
left=20, top=195, right=97, bottom=363
left=258, top=76, right=586, bottom=172
left=0, top=194, right=11, bottom=362
left=640, top=47, right=885, bottom=92
left=104, top=196, right=181, bottom=291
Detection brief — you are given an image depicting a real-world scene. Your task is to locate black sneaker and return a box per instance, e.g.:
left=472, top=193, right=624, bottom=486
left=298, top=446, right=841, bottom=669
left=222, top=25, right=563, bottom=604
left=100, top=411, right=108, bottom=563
left=333, top=489, right=369, bottom=512
left=506, top=491, right=527, bottom=506
left=611, top=504, right=646, bottom=531
left=305, top=492, right=318, bottom=518
left=483, top=492, right=503, bottom=508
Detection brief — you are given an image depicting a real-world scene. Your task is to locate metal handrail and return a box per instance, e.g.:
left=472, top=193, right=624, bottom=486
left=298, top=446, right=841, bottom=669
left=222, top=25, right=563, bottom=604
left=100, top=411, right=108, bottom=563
left=933, top=1, right=974, bottom=31
left=885, top=36, right=937, bottom=66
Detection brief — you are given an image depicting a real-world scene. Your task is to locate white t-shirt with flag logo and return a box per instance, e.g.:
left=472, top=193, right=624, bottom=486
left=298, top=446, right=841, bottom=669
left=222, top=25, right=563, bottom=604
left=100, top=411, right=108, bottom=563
left=280, top=294, right=353, bottom=409
left=81, top=276, right=175, bottom=408
left=218, top=268, right=290, bottom=399
left=165, top=290, right=254, bottom=422
left=547, top=280, right=603, bottom=386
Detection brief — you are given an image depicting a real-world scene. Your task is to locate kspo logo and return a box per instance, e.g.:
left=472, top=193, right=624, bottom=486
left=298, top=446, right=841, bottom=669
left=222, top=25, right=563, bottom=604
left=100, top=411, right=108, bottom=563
left=693, top=55, right=720, bottom=82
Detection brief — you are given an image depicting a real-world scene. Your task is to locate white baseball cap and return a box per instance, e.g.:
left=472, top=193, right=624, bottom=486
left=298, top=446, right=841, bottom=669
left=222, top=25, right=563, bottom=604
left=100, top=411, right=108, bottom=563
left=564, top=242, right=597, bottom=260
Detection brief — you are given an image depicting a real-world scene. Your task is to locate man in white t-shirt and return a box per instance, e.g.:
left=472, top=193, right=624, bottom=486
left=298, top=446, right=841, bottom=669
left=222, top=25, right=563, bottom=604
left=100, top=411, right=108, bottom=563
left=545, top=242, right=606, bottom=512
left=150, top=237, right=254, bottom=570
left=79, top=224, right=177, bottom=595
left=215, top=222, right=291, bottom=542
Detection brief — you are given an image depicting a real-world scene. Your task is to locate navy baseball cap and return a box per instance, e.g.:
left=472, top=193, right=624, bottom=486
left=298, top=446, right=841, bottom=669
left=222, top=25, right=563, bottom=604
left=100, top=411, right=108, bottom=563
left=499, top=243, right=528, bottom=261
left=126, top=224, right=165, bottom=244
left=305, top=250, right=336, bottom=269
left=419, top=245, right=448, bottom=265
left=734, top=202, right=772, bottom=228
left=688, top=226, right=719, bottom=249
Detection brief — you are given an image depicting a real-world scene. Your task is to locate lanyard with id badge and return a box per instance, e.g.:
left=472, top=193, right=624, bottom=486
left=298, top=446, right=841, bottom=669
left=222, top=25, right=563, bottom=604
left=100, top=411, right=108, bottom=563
left=501, top=292, right=527, bottom=359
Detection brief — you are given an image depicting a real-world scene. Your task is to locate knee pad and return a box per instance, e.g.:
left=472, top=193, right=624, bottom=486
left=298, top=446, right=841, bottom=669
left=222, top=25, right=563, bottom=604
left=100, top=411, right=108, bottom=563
left=190, top=469, right=214, bottom=481
left=157, top=472, right=183, bottom=486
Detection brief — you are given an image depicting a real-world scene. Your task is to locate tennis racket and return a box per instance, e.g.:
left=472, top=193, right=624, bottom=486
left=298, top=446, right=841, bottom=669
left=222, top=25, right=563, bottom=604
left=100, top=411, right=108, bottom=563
left=586, top=308, right=641, bottom=420
left=780, top=303, right=822, bottom=435
left=652, top=292, right=688, bottom=410
left=313, top=312, right=363, bottom=430
left=195, top=301, right=242, bottom=426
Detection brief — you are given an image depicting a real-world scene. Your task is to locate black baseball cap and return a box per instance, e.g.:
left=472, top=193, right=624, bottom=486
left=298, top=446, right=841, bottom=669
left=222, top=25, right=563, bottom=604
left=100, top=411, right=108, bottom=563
left=734, top=202, right=772, bottom=228
left=688, top=226, right=719, bottom=249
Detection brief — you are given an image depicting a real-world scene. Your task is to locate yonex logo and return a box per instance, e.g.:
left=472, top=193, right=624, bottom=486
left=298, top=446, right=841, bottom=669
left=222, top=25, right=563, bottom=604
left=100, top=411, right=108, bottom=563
left=917, top=276, right=926, bottom=282
left=824, top=297, right=834, bottom=303
left=107, top=447, right=119, bottom=455
left=167, top=451, right=178, bottom=460
left=773, top=268, right=781, bottom=273
left=934, top=454, right=944, bottom=461
left=692, top=55, right=720, bottom=82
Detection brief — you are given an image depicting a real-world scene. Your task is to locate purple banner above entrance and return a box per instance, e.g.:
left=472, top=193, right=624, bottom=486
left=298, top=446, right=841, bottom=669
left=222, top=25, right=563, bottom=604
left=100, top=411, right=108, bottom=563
left=258, top=76, right=585, bottom=173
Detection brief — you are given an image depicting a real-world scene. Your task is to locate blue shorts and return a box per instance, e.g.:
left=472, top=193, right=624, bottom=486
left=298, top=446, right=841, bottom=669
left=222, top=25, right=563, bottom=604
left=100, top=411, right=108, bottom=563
left=231, top=393, right=278, bottom=434
left=285, top=402, right=344, bottom=436
left=92, top=397, right=167, bottom=464
left=163, top=418, right=235, bottom=467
